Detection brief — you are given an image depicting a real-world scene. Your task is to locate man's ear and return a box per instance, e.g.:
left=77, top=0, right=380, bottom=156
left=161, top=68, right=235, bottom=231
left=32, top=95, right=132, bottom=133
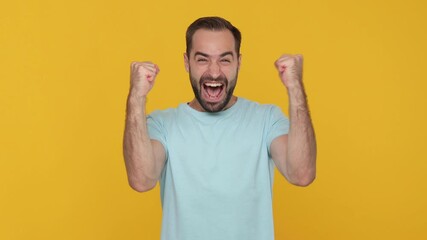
left=238, top=54, right=242, bottom=70
left=184, top=53, right=189, bottom=72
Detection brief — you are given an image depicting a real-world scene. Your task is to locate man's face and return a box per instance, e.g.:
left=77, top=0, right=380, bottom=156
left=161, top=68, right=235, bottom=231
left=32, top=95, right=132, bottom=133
left=184, top=29, right=241, bottom=112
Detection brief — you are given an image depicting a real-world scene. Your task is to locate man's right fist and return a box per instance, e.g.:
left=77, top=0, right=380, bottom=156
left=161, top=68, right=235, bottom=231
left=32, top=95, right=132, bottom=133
left=130, top=61, right=160, bottom=97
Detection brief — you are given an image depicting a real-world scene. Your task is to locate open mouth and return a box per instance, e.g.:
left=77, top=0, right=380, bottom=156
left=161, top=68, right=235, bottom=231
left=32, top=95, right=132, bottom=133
left=202, top=82, right=225, bottom=102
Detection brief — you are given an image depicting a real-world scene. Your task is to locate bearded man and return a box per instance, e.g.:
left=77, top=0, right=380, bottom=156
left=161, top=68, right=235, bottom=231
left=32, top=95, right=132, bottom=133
left=123, top=16, right=316, bottom=240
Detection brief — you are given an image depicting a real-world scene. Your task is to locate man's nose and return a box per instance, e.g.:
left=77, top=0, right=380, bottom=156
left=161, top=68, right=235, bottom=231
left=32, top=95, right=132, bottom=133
left=208, top=61, right=221, bottom=79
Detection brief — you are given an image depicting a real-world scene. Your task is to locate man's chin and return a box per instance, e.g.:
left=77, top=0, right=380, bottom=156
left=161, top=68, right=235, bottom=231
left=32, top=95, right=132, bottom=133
left=200, top=101, right=226, bottom=112
left=201, top=93, right=237, bottom=112
left=197, top=96, right=228, bottom=112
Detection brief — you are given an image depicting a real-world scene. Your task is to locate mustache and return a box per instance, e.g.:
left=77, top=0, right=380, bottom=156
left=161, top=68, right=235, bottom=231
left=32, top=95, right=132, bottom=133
left=200, top=74, right=227, bottom=84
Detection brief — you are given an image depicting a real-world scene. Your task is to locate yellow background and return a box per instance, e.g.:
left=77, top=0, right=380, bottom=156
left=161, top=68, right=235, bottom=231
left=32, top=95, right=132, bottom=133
left=1, top=0, right=426, bottom=239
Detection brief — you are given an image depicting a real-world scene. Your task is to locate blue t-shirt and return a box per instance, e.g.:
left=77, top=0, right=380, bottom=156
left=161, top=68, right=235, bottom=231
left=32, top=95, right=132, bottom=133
left=147, top=98, right=289, bottom=240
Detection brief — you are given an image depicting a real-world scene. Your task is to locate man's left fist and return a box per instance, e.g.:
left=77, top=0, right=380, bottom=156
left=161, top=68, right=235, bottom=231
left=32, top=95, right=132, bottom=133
left=274, top=54, right=303, bottom=89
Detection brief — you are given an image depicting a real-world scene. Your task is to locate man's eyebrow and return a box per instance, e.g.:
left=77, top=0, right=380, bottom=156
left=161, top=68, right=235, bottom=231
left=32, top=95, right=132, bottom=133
left=194, top=51, right=234, bottom=58
left=194, top=52, right=209, bottom=58
left=220, top=51, right=234, bottom=57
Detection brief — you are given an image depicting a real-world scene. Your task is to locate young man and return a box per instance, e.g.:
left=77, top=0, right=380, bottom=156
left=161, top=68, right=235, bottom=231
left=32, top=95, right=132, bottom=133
left=124, top=16, right=316, bottom=240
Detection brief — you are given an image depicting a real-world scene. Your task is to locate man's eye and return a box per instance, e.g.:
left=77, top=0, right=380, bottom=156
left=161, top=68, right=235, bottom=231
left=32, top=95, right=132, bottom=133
left=197, top=58, right=208, bottom=62
left=221, top=59, right=231, bottom=63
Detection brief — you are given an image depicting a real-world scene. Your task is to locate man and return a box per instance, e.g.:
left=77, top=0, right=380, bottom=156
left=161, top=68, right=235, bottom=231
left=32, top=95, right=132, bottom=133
left=124, top=16, right=316, bottom=240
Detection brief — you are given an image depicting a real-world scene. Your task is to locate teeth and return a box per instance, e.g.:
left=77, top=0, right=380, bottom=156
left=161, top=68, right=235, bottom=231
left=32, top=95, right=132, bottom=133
left=204, top=82, right=223, bottom=87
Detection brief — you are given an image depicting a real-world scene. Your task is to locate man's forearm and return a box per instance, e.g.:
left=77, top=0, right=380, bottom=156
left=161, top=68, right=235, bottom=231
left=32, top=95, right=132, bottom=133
left=286, top=84, right=317, bottom=186
left=123, top=93, right=158, bottom=192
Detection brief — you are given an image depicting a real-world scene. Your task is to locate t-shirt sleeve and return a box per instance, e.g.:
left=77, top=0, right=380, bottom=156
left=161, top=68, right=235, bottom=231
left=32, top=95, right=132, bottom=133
left=266, top=105, right=289, bottom=154
left=147, top=113, right=168, bottom=158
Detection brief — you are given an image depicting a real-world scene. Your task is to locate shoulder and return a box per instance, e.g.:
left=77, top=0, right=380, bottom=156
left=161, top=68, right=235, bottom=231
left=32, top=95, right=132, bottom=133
left=236, top=98, right=288, bottom=127
left=237, top=98, right=283, bottom=114
left=148, top=103, right=187, bottom=116
left=147, top=104, right=185, bottom=122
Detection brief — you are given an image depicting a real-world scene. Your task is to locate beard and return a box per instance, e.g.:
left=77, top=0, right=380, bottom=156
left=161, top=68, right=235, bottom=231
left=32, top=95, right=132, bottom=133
left=189, top=70, right=238, bottom=112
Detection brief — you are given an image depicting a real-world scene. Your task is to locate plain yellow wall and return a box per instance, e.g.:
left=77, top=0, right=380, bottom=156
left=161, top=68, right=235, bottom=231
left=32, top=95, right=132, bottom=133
left=1, top=0, right=426, bottom=239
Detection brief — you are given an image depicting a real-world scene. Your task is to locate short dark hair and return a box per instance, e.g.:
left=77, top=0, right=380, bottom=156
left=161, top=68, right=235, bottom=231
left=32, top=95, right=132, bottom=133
left=186, top=16, right=242, bottom=56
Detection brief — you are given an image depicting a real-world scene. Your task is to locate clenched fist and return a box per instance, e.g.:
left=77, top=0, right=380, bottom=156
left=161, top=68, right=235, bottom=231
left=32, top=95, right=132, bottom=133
left=274, top=54, right=303, bottom=89
left=130, top=61, right=160, bottom=97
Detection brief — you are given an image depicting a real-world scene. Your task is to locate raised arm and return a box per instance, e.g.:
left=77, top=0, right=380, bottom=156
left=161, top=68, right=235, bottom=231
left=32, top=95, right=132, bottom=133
left=270, top=54, right=317, bottom=187
left=123, top=61, right=166, bottom=192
